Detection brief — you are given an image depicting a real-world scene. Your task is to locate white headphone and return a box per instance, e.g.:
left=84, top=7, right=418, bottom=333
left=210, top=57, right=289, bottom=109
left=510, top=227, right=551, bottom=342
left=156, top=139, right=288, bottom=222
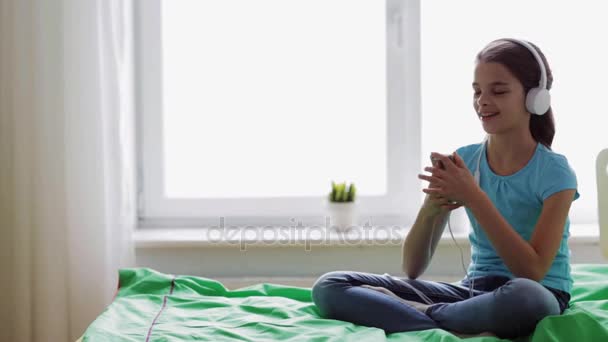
left=502, top=38, right=551, bottom=115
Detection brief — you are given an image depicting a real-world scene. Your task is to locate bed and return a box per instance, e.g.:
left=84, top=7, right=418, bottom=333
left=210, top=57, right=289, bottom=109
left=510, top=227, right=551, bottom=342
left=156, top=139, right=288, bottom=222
left=79, top=151, right=608, bottom=341
left=78, top=264, right=608, bottom=341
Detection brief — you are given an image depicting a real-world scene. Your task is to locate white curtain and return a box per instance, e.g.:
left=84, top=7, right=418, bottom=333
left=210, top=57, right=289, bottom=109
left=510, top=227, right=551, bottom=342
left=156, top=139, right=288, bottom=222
left=0, top=1, right=136, bottom=341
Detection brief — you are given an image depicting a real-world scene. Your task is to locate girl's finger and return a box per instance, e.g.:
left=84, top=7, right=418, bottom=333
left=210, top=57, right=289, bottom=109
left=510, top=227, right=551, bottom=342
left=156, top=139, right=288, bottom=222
left=423, top=188, right=442, bottom=195
left=442, top=205, right=460, bottom=211
left=453, top=152, right=466, bottom=168
left=418, top=174, right=440, bottom=183
left=425, top=166, right=446, bottom=178
left=431, top=153, right=457, bottom=171
left=428, top=194, right=444, bottom=202
left=441, top=203, right=463, bottom=211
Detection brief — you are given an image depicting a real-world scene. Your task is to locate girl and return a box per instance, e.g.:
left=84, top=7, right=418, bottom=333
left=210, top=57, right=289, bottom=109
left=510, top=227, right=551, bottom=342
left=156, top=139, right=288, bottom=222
left=311, top=38, right=579, bottom=339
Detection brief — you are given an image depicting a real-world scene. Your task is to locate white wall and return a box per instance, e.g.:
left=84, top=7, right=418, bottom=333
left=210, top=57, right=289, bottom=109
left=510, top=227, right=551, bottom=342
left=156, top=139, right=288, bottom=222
left=135, top=230, right=603, bottom=283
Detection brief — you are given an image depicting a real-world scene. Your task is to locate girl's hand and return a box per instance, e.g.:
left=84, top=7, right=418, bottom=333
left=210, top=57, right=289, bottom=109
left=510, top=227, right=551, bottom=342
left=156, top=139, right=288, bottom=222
left=424, top=192, right=462, bottom=213
left=419, top=154, right=462, bottom=213
left=421, top=172, right=462, bottom=214
left=418, top=152, right=480, bottom=207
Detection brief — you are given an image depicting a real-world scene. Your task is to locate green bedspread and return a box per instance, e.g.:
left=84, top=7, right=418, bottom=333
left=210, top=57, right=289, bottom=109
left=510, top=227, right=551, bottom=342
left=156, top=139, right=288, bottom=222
left=82, top=264, right=608, bottom=341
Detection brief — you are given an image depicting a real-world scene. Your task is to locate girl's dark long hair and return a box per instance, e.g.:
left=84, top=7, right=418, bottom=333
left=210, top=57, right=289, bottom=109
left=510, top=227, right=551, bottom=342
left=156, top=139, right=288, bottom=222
left=476, top=39, right=555, bottom=149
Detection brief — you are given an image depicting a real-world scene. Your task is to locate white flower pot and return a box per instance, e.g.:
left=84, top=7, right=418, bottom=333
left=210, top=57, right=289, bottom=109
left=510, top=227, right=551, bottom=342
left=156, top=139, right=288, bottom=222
left=326, top=200, right=357, bottom=232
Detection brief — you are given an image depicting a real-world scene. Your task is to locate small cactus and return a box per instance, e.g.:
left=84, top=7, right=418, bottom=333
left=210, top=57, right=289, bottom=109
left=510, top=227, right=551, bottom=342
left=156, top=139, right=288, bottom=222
left=329, top=181, right=356, bottom=202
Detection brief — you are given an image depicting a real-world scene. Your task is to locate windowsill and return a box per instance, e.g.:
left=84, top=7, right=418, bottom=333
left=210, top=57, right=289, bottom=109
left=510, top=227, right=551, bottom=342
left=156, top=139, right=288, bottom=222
left=134, top=223, right=600, bottom=249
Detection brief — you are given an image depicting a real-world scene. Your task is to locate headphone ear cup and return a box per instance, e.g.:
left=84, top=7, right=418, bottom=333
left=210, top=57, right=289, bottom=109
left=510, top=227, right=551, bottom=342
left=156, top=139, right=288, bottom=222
left=526, top=88, right=551, bottom=115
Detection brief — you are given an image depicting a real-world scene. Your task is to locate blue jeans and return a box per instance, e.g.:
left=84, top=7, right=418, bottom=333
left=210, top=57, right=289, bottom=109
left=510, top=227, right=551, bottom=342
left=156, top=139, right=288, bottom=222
left=311, top=271, right=570, bottom=339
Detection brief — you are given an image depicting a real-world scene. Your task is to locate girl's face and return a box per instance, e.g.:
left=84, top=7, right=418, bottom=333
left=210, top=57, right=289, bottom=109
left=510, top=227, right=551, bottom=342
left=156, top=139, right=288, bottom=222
left=473, top=62, right=529, bottom=135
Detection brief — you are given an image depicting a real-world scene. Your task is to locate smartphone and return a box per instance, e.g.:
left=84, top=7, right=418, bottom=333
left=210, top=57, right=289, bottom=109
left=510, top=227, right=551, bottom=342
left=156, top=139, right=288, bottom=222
left=430, top=153, right=455, bottom=170
left=429, top=153, right=459, bottom=206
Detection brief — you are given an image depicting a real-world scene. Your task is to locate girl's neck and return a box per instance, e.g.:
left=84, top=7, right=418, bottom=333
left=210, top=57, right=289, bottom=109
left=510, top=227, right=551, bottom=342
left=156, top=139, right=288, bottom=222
left=486, top=131, right=537, bottom=175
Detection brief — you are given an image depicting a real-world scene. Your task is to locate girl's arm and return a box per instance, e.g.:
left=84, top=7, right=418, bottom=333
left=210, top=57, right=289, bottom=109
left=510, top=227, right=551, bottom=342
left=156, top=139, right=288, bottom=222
left=467, top=188, right=576, bottom=280
left=402, top=200, right=450, bottom=279
left=404, top=158, right=464, bottom=279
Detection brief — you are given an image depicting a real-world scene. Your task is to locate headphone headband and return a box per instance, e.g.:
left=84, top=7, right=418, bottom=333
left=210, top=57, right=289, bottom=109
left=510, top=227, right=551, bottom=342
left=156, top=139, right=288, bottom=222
left=502, top=38, right=547, bottom=90
left=500, top=38, right=551, bottom=115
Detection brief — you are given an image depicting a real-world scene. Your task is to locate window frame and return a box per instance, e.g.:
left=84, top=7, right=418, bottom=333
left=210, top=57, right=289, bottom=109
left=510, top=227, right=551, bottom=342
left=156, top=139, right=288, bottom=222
left=135, top=0, right=423, bottom=229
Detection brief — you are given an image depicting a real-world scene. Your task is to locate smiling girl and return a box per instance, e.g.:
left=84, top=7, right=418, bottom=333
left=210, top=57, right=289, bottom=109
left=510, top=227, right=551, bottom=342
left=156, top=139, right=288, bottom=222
left=312, top=38, right=579, bottom=339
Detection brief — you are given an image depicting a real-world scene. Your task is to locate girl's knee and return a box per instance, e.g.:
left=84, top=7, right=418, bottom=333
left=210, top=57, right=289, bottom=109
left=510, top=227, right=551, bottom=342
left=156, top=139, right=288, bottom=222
left=311, top=271, right=353, bottom=317
left=499, top=278, right=560, bottom=318
left=311, top=272, right=351, bottom=298
left=486, top=278, right=560, bottom=338
left=312, top=271, right=350, bottom=292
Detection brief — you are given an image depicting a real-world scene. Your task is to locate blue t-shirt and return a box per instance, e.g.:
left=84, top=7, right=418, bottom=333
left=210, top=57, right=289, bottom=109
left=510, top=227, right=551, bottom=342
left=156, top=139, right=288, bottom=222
left=456, top=142, right=580, bottom=293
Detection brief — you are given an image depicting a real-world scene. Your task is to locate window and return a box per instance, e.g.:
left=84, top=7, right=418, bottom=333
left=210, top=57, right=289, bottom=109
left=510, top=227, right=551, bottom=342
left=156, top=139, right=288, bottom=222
left=136, top=0, right=421, bottom=228
left=420, top=0, right=606, bottom=226
left=137, top=0, right=603, bottom=230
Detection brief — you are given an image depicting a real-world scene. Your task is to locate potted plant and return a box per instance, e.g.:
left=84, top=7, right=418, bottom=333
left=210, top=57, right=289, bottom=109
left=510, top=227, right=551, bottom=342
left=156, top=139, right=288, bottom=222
left=326, top=181, right=357, bottom=232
